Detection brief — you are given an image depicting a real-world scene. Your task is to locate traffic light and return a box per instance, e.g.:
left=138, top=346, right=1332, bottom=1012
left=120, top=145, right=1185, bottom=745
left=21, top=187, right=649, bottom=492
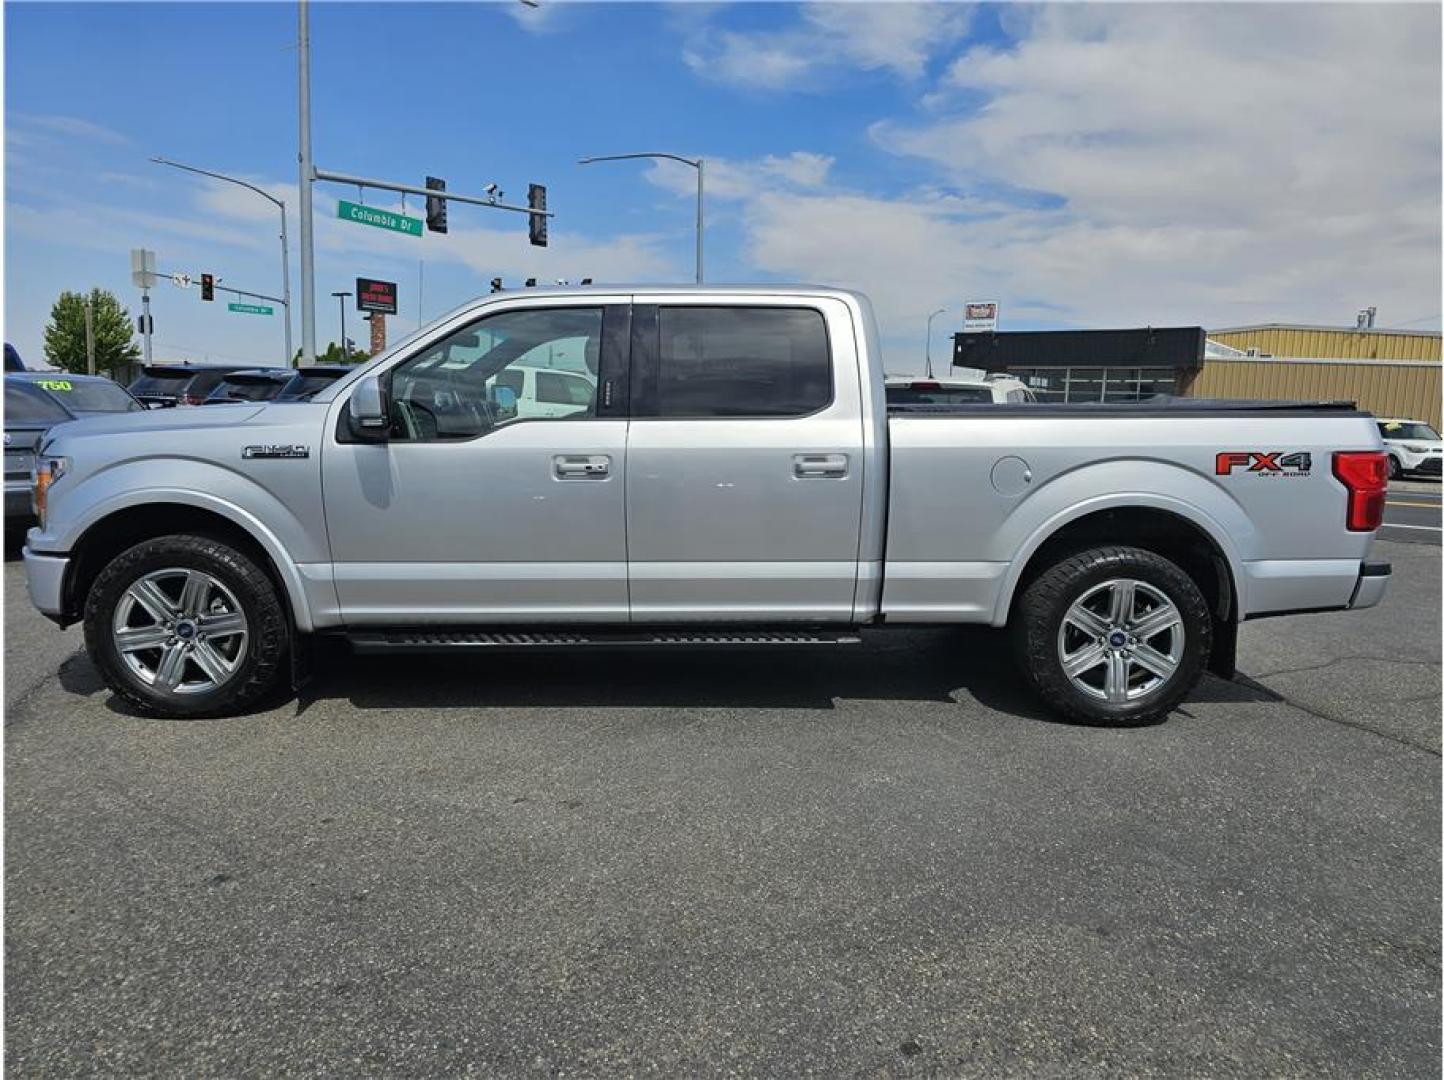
left=426, top=176, right=448, bottom=234
left=200, top=273, right=214, bottom=302
left=528, top=183, right=547, bottom=247
left=490, top=277, right=503, bottom=294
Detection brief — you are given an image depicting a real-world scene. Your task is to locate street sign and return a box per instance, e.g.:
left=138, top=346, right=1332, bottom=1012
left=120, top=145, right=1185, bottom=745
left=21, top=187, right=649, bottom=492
left=962, top=300, right=999, bottom=333
left=228, top=302, right=274, bottom=316
left=356, top=277, right=398, bottom=314
left=337, top=199, right=422, bottom=237
left=130, top=248, right=157, bottom=289
left=171, top=273, right=193, bottom=288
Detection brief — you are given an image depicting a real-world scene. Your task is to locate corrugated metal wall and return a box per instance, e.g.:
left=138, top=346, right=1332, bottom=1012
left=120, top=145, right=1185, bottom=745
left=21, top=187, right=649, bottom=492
left=1193, top=358, right=1441, bottom=424
left=1209, top=327, right=1441, bottom=361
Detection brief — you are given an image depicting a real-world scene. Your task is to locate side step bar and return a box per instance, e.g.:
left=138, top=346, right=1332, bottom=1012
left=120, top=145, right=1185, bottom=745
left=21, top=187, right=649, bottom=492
left=348, top=628, right=864, bottom=654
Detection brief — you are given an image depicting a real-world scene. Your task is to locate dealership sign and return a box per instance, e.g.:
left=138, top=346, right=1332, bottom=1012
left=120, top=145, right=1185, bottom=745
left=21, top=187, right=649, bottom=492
left=962, top=301, right=999, bottom=333
left=356, top=278, right=399, bottom=315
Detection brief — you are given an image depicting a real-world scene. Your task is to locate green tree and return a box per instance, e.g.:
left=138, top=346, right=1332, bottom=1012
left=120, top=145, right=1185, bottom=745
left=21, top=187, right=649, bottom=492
left=42, top=289, right=140, bottom=377
left=291, top=341, right=370, bottom=366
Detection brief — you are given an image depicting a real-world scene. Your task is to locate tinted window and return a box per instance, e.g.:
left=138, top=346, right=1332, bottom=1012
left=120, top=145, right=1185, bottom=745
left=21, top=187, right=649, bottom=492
left=536, top=371, right=593, bottom=406
left=387, top=307, right=603, bottom=440
left=887, top=384, right=991, bottom=405
left=211, top=375, right=287, bottom=402
left=35, top=377, right=142, bottom=413
left=655, top=307, right=830, bottom=418
left=129, top=370, right=192, bottom=396
left=5, top=381, right=71, bottom=422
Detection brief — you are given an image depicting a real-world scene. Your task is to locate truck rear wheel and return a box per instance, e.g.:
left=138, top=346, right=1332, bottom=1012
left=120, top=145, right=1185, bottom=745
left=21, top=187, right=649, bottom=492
left=1011, top=545, right=1211, bottom=726
left=83, top=534, right=289, bottom=719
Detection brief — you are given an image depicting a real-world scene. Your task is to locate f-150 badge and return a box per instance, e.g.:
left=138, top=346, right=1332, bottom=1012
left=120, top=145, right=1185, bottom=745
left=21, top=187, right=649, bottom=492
left=242, top=445, right=310, bottom=459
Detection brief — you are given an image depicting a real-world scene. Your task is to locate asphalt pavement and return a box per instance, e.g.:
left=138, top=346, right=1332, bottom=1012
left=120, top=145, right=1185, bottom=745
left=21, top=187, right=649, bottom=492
left=1381, top=477, right=1442, bottom=546
left=4, top=540, right=1440, bottom=1076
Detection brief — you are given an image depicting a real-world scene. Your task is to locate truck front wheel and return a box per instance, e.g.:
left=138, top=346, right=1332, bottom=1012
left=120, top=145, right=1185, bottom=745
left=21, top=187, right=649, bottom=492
left=1011, top=546, right=1212, bottom=726
left=83, top=535, right=289, bottom=719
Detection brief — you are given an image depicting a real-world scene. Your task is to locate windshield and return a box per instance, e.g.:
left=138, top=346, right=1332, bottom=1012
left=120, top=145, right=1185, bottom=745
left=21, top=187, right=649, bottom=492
left=5, top=380, right=72, bottom=422
left=1380, top=421, right=1440, bottom=442
left=887, top=384, right=992, bottom=405
left=33, top=376, right=142, bottom=413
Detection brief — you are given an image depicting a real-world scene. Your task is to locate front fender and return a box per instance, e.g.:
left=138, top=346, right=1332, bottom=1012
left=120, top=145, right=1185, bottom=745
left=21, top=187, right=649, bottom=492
left=43, top=459, right=324, bottom=633
left=990, top=459, right=1250, bottom=626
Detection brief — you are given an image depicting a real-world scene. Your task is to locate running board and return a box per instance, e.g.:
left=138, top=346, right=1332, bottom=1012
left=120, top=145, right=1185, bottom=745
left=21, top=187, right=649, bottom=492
left=348, top=628, right=863, bottom=654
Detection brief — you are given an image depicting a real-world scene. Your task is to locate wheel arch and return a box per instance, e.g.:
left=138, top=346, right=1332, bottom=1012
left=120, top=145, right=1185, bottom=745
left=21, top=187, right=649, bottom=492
left=995, top=499, right=1241, bottom=634
left=62, top=497, right=314, bottom=632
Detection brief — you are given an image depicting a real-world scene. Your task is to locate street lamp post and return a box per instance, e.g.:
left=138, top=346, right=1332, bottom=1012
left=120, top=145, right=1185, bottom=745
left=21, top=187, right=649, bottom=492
left=925, top=308, right=947, bottom=378
left=579, top=152, right=704, bottom=284
left=150, top=156, right=294, bottom=366
left=332, top=291, right=352, bottom=362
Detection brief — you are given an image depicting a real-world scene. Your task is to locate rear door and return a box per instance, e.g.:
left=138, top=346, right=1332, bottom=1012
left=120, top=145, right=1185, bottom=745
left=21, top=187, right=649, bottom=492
left=624, top=296, right=866, bottom=621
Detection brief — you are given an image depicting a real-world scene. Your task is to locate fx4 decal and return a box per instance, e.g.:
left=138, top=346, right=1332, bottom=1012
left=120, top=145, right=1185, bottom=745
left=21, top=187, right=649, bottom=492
left=243, top=444, right=310, bottom=460
left=1216, top=451, right=1312, bottom=476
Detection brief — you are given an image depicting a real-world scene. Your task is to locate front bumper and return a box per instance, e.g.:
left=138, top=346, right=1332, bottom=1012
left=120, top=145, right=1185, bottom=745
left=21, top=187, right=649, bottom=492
left=23, top=546, right=70, bottom=624
left=1348, top=561, right=1391, bottom=610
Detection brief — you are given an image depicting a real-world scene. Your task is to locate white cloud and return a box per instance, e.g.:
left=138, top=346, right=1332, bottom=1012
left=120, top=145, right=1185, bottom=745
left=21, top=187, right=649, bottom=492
left=13, top=112, right=131, bottom=145
left=644, top=150, right=835, bottom=200
left=682, top=4, right=1440, bottom=369
left=684, top=2, right=972, bottom=90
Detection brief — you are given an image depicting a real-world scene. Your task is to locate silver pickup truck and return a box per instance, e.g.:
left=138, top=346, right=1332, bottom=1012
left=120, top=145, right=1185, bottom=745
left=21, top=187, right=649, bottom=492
left=23, top=286, right=1392, bottom=725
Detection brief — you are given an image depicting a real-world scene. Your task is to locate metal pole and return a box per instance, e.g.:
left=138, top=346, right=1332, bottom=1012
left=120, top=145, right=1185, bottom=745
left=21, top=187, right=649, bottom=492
left=279, top=205, right=294, bottom=366
left=141, top=287, right=153, bottom=365
left=84, top=296, right=96, bottom=376
left=298, top=0, right=317, bottom=363
left=925, top=308, right=946, bottom=379
left=695, top=159, right=704, bottom=284
left=333, top=292, right=350, bottom=362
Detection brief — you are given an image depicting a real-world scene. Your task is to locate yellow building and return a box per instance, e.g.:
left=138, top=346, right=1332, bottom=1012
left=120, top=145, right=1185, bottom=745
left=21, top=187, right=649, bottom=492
left=1194, top=324, right=1441, bottom=425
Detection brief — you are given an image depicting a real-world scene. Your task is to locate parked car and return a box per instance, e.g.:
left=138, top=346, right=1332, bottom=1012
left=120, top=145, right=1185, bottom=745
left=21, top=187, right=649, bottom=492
left=5, top=343, right=25, bottom=372
left=128, top=363, right=253, bottom=407
left=1376, top=418, right=1442, bottom=479
left=5, top=372, right=143, bottom=522
left=276, top=365, right=354, bottom=401
left=202, top=369, right=296, bottom=405
left=22, top=285, right=1390, bottom=725
left=885, top=374, right=1037, bottom=405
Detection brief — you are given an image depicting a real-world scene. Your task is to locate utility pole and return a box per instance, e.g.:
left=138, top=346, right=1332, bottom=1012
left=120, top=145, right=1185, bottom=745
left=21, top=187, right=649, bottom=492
left=83, top=295, right=96, bottom=375
left=141, top=286, right=153, bottom=365
left=298, top=0, right=317, bottom=363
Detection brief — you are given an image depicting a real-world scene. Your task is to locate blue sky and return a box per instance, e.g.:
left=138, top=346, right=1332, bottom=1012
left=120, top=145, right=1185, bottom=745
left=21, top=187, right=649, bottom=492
left=6, top=2, right=1440, bottom=373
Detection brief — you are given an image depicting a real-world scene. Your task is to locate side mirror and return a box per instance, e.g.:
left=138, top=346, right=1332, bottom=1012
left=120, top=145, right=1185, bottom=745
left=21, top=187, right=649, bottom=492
left=493, top=384, right=519, bottom=421
left=349, top=374, right=389, bottom=436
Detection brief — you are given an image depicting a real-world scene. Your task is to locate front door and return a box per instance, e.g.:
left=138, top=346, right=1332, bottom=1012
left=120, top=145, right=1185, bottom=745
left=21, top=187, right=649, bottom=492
left=624, top=298, right=865, bottom=621
left=322, top=300, right=632, bottom=624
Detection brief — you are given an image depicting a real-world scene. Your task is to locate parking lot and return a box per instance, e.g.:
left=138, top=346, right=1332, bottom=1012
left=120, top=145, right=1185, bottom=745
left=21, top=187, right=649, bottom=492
left=5, top=526, right=1439, bottom=1075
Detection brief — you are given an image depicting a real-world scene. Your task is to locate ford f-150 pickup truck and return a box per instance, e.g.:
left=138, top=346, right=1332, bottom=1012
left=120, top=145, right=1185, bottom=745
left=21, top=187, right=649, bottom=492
left=23, top=286, right=1392, bottom=724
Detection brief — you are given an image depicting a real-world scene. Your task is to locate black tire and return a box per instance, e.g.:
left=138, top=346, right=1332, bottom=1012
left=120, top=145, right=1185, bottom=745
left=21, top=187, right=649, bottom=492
left=1388, top=456, right=1402, bottom=481
left=83, top=534, right=289, bottom=718
left=1011, top=545, right=1212, bottom=726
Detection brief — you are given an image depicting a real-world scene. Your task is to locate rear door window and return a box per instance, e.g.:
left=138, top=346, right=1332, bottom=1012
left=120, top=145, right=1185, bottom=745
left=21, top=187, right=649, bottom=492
left=649, top=307, right=831, bottom=418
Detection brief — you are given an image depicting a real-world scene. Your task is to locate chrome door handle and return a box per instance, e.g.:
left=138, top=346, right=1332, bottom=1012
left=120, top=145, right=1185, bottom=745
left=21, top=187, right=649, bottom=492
left=793, top=453, right=848, bottom=479
left=554, top=454, right=610, bottom=479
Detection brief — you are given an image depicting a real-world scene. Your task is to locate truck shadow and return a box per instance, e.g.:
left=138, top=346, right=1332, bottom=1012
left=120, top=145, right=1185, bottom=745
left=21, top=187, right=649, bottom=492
left=298, top=627, right=1277, bottom=725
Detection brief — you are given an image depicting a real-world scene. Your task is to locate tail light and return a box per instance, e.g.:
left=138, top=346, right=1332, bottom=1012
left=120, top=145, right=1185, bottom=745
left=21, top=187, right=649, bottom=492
left=1332, top=451, right=1388, bottom=531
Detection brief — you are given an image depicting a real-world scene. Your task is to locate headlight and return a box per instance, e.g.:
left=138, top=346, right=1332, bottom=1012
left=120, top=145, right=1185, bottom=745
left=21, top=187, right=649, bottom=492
left=31, top=455, right=69, bottom=529
left=1404, top=445, right=1427, bottom=453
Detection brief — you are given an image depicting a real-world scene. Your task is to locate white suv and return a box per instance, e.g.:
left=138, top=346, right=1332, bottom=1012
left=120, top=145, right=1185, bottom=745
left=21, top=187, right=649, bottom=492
left=1377, top=419, right=1442, bottom=479
left=885, top=374, right=1037, bottom=406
